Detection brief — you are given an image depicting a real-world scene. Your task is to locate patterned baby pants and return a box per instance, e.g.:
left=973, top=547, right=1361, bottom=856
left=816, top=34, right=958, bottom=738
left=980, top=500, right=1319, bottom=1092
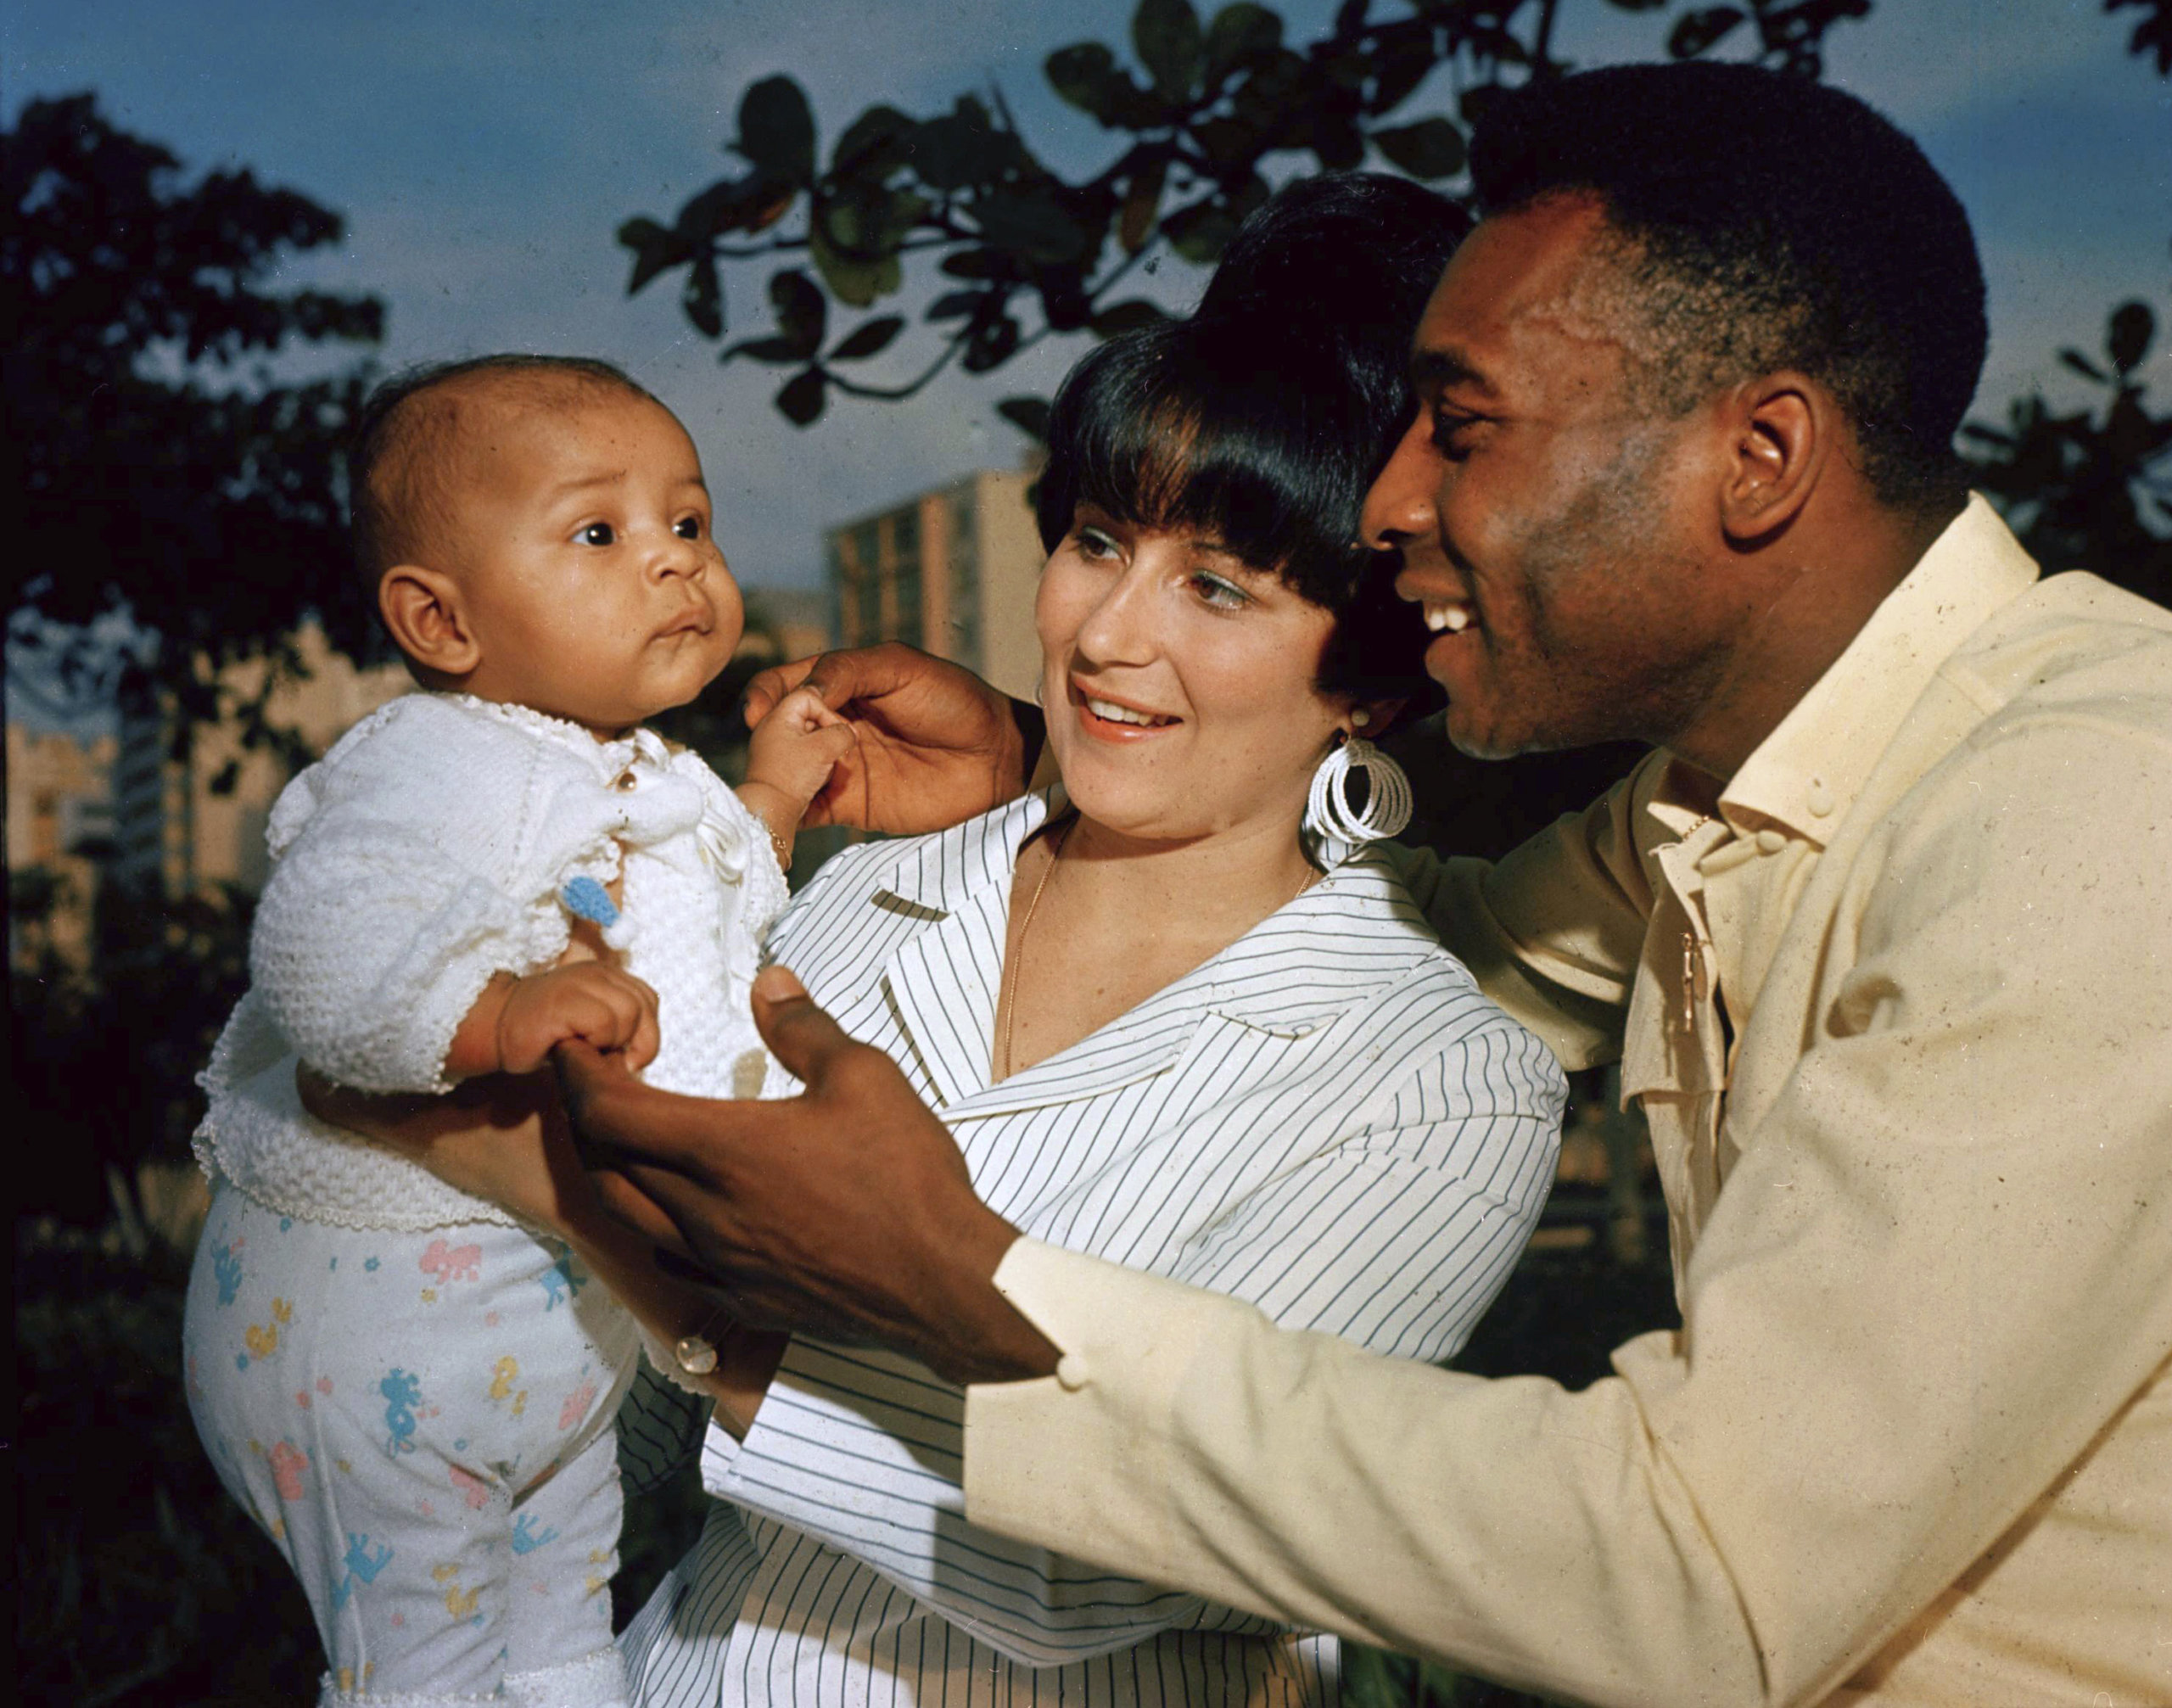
left=183, top=1176, right=643, bottom=1706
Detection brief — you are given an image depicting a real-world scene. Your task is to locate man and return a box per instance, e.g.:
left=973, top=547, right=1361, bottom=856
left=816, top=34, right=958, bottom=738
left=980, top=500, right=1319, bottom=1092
left=568, top=63, right=2171, bottom=1706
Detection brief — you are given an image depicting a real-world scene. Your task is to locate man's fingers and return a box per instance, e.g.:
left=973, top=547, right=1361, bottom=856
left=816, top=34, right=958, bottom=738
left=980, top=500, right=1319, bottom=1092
left=587, top=1165, right=697, bottom=1262
left=742, top=656, right=818, bottom=729
left=553, top=1039, right=757, bottom=1181
left=748, top=966, right=866, bottom=1089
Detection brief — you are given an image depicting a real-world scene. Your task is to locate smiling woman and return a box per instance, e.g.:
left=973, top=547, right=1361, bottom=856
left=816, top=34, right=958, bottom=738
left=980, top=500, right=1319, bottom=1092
left=592, top=173, right=1570, bottom=1708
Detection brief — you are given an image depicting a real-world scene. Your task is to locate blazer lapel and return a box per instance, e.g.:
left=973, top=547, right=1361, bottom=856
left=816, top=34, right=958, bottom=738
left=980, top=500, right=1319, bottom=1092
left=864, top=792, right=1053, bottom=1111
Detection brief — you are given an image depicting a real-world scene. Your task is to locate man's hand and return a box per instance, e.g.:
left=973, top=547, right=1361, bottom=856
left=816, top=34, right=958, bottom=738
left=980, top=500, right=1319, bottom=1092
left=557, top=966, right=1060, bottom=1386
left=742, top=643, right=1030, bottom=834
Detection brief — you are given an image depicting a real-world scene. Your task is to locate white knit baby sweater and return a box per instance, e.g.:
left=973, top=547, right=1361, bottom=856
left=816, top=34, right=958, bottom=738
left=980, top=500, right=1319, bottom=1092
left=194, top=692, right=790, bottom=1231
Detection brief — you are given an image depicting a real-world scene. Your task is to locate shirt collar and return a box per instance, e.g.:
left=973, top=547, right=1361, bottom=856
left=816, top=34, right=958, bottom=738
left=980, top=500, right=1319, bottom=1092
left=442, top=692, right=664, bottom=781
left=1715, top=494, right=2040, bottom=847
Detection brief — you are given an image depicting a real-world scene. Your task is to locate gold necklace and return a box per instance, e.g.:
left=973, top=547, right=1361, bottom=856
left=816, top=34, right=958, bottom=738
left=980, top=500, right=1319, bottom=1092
left=995, top=817, right=1073, bottom=1082
left=995, top=819, right=1321, bottom=1083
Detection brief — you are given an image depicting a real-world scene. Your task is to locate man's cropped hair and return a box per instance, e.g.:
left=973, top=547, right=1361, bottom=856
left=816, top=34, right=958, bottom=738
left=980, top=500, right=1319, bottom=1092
left=1469, top=62, right=1987, bottom=512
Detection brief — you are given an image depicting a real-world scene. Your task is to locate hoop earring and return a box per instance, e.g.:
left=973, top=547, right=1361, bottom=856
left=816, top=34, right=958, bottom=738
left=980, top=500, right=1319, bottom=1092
left=1304, top=731, right=1413, bottom=859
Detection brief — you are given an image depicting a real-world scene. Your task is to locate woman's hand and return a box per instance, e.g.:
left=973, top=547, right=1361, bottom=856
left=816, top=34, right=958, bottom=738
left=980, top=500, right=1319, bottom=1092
left=742, top=643, right=1032, bottom=833
left=298, top=1067, right=595, bottom=1236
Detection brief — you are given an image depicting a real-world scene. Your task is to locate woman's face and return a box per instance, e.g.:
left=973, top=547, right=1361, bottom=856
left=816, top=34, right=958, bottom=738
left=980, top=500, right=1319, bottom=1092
left=1037, top=504, right=1350, bottom=846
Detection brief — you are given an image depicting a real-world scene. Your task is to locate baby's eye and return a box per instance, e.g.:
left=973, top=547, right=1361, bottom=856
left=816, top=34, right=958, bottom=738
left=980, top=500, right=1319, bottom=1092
left=674, top=515, right=704, bottom=540
left=576, top=522, right=616, bottom=546
left=1190, top=571, right=1250, bottom=612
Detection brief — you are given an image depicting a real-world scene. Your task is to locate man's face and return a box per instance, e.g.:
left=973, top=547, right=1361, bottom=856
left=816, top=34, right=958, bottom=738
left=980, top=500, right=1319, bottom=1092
left=1361, top=195, right=1734, bottom=759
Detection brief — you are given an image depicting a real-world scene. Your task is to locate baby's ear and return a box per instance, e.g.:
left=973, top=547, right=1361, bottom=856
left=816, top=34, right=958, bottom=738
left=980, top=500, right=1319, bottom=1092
left=379, top=565, right=483, bottom=680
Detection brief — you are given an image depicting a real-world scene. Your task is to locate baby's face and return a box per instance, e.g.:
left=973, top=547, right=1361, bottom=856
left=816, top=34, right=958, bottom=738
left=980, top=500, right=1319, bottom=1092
left=446, top=389, right=742, bottom=736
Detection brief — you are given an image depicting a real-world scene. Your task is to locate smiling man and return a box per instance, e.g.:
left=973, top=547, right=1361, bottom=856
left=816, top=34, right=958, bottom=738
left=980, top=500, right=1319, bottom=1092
left=559, top=63, right=2172, bottom=1708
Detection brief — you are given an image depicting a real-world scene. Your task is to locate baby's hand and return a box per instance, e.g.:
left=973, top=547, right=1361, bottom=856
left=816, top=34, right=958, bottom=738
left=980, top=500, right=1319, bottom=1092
left=475, top=963, right=662, bottom=1078
left=747, top=686, right=856, bottom=813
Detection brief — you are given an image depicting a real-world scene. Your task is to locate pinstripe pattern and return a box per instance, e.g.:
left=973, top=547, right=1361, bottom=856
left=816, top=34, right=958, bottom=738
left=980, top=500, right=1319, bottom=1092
left=622, top=791, right=1565, bottom=1706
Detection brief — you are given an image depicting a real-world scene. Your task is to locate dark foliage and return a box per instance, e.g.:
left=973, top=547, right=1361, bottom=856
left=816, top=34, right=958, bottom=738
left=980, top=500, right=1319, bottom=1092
left=1960, top=300, right=2172, bottom=607
left=3, top=92, right=384, bottom=741
left=617, top=0, right=1873, bottom=431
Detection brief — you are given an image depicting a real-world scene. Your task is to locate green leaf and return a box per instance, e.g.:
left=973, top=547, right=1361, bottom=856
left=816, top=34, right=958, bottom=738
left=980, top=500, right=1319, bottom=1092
left=1118, top=158, right=1167, bottom=253
left=926, top=290, right=984, bottom=322
left=1667, top=6, right=1746, bottom=59
left=828, top=314, right=905, bottom=361
left=939, top=247, right=1020, bottom=282
left=2108, top=300, right=2155, bottom=375
left=996, top=395, right=1051, bottom=442
left=1134, top=0, right=1204, bottom=99
left=1203, top=3, right=1282, bottom=87
left=809, top=221, right=900, bottom=308
left=1089, top=298, right=1170, bottom=338
left=1047, top=42, right=1122, bottom=118
left=963, top=315, right=1022, bottom=373
left=682, top=255, right=723, bottom=338
left=775, top=367, right=826, bottom=426
left=617, top=216, right=684, bottom=296
left=831, top=104, right=915, bottom=182
left=1604, top=0, right=1670, bottom=10
left=1370, top=117, right=1465, bottom=179
left=768, top=269, right=827, bottom=358
left=2060, top=349, right=2108, bottom=384
left=1369, top=37, right=1441, bottom=115
left=972, top=190, right=1092, bottom=266
left=736, top=76, right=816, bottom=183
left=914, top=101, right=1005, bottom=192
left=720, top=334, right=804, bottom=365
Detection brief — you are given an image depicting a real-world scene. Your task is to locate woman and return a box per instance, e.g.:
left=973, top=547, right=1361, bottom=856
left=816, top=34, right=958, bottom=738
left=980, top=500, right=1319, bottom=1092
left=359, top=174, right=1565, bottom=1706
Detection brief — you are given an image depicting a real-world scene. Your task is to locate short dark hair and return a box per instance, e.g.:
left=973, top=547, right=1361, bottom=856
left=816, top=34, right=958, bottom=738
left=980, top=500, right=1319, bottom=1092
left=1469, top=62, right=1987, bottom=512
left=348, top=354, right=654, bottom=585
left=1035, top=173, right=1468, bottom=707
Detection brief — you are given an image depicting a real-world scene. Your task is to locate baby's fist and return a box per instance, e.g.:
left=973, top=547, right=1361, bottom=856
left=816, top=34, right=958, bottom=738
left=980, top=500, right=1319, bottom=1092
left=494, top=963, right=661, bottom=1077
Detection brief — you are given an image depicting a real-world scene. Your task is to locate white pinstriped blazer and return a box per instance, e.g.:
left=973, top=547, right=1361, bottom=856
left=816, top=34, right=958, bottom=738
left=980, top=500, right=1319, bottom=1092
left=620, top=789, right=1566, bottom=1707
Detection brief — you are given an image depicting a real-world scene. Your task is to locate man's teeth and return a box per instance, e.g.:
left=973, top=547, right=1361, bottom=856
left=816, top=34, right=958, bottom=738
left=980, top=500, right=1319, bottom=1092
left=1422, top=601, right=1472, bottom=634
left=1085, top=697, right=1171, bottom=726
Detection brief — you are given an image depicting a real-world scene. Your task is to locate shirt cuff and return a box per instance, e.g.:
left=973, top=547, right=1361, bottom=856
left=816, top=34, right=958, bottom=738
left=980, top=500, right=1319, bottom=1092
left=961, top=1239, right=1243, bottom=1578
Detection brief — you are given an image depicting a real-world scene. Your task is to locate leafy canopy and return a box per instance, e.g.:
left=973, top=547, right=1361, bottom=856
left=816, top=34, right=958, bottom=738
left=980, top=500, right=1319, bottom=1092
left=3, top=92, right=385, bottom=734
left=615, top=0, right=1874, bottom=435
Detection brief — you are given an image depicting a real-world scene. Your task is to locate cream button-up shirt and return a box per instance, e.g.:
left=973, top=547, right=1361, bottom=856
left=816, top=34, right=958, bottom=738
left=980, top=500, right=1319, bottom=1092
left=963, top=499, right=2172, bottom=1707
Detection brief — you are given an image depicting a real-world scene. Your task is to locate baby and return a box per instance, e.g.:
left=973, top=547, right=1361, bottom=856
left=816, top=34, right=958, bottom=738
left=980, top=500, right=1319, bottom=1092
left=181, top=356, right=846, bottom=1708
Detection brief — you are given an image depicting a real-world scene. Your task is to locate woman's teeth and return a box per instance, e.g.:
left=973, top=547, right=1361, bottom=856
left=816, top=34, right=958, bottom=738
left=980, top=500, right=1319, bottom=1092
left=1084, top=697, right=1173, bottom=727
left=1423, top=601, right=1472, bottom=634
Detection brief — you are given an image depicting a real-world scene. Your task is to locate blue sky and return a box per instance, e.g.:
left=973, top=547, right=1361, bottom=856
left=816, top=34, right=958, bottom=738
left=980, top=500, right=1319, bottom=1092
left=6, top=0, right=2167, bottom=617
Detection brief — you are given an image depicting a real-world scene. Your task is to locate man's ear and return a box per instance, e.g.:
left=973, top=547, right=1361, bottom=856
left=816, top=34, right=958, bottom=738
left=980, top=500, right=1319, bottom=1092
left=378, top=566, right=482, bottom=679
left=1716, top=372, right=1829, bottom=547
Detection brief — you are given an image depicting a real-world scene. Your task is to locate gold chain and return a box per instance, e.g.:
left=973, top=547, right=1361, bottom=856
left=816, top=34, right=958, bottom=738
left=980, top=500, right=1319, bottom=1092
left=995, top=817, right=1074, bottom=1082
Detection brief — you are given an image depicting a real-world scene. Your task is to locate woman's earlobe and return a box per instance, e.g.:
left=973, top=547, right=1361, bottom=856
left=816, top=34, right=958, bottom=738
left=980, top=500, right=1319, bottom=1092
left=379, top=566, right=482, bottom=677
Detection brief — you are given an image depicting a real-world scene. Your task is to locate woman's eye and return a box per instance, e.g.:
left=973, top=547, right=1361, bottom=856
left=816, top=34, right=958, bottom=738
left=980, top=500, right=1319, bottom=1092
left=1072, top=526, right=1121, bottom=560
left=577, top=522, right=616, bottom=546
left=1190, top=572, right=1250, bottom=611
left=674, top=516, right=703, bottom=541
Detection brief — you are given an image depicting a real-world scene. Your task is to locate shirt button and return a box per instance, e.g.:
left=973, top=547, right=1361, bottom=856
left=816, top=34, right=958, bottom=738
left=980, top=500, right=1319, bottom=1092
left=1054, top=1353, right=1089, bottom=1392
left=613, top=770, right=640, bottom=792
left=1755, top=828, right=1788, bottom=854
left=1805, top=777, right=1834, bottom=818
